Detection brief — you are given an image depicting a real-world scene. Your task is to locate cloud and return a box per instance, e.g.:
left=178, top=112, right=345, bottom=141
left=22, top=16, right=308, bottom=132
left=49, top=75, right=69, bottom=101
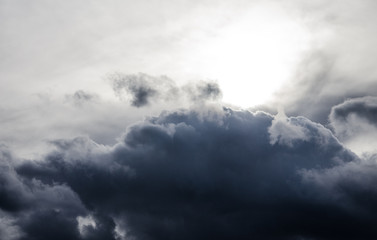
left=110, top=73, right=221, bottom=107
left=184, top=81, right=222, bottom=102
left=300, top=153, right=377, bottom=235
left=1, top=1, right=377, bottom=239
left=329, top=96, right=377, bottom=155
left=0, top=72, right=222, bottom=160
left=0, top=146, right=121, bottom=240
left=0, top=210, right=24, bottom=240
left=0, top=145, right=88, bottom=240
left=111, top=73, right=163, bottom=107
left=330, top=96, right=377, bottom=127
left=5, top=107, right=376, bottom=239
left=268, top=109, right=310, bottom=147
left=268, top=0, right=377, bottom=123
left=66, top=90, right=99, bottom=106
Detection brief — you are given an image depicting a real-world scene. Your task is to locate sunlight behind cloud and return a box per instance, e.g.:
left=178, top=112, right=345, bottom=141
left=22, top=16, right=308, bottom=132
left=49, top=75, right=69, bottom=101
left=188, top=5, right=309, bottom=108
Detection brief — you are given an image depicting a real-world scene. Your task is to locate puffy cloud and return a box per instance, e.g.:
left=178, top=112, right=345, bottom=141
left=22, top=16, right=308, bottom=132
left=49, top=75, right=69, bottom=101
left=9, top=107, right=373, bottom=240
left=268, top=109, right=310, bottom=147
left=329, top=96, right=377, bottom=155
left=0, top=145, right=88, bottom=240
left=1, top=0, right=377, bottom=239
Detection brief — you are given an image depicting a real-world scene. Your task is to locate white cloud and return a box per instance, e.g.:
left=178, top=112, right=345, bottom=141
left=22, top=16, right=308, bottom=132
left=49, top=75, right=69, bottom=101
left=268, top=109, right=309, bottom=147
left=77, top=215, right=96, bottom=237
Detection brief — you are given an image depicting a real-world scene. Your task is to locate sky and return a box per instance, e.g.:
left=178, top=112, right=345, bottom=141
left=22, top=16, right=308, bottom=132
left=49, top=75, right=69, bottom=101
left=1, top=0, right=377, bottom=239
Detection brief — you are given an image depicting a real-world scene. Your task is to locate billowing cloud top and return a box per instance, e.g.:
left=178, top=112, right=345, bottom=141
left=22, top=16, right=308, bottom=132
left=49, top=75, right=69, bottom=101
left=2, top=0, right=377, bottom=239
left=2, top=106, right=377, bottom=240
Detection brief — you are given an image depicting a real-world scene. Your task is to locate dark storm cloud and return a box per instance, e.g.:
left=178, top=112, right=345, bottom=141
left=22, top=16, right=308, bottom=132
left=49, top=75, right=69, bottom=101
left=0, top=153, right=116, bottom=240
left=0, top=146, right=89, bottom=240
left=110, top=73, right=221, bottom=107
left=5, top=107, right=377, bottom=239
left=0, top=146, right=29, bottom=213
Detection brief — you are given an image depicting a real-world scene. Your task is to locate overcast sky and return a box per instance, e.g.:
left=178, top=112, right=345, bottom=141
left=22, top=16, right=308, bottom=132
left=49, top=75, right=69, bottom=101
left=1, top=0, right=377, bottom=239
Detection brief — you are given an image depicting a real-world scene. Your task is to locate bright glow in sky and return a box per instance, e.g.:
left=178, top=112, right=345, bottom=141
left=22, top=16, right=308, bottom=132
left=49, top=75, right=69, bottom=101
left=187, top=6, right=309, bottom=107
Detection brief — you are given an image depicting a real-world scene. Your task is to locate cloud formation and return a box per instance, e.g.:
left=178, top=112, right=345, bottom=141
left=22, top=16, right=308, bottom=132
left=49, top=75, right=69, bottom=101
left=110, top=73, right=221, bottom=107
left=1, top=1, right=377, bottom=239
left=3, top=107, right=377, bottom=239
left=112, top=73, right=163, bottom=107
left=267, top=0, right=377, bottom=123
left=330, top=96, right=377, bottom=127
left=329, top=96, right=377, bottom=155
left=66, top=90, right=99, bottom=106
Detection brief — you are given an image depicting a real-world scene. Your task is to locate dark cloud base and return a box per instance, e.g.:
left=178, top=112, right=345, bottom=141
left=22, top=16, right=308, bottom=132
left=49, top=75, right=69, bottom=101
left=1, top=107, right=377, bottom=240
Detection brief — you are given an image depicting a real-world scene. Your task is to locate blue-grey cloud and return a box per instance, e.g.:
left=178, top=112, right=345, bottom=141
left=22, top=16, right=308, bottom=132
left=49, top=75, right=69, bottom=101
left=2, top=107, right=376, bottom=239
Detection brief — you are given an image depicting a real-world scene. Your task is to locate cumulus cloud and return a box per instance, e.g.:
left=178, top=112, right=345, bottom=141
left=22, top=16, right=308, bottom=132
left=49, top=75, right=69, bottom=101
left=0, top=146, right=88, bottom=240
left=3, top=107, right=376, bottom=239
left=2, top=1, right=377, bottom=239
left=268, top=109, right=309, bottom=147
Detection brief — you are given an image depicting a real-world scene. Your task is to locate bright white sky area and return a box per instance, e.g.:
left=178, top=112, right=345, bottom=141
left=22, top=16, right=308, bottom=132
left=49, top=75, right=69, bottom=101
left=2, top=0, right=377, bottom=157
left=0, top=0, right=310, bottom=107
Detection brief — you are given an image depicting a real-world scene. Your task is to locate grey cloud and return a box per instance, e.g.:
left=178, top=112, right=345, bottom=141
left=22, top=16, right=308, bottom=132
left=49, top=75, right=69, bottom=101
left=0, top=211, right=23, bottom=240
left=329, top=96, right=377, bottom=154
left=330, top=96, right=377, bottom=127
left=0, top=144, right=121, bottom=240
left=2, top=1, right=377, bottom=239
left=0, top=147, right=88, bottom=240
left=184, top=81, right=222, bottom=102
left=272, top=51, right=372, bottom=124
left=269, top=0, right=377, bottom=124
left=111, top=73, right=177, bottom=107
left=65, top=90, right=99, bottom=106
left=110, top=73, right=221, bottom=107
left=301, top=153, right=377, bottom=224
left=272, top=51, right=338, bottom=123
left=268, top=111, right=310, bottom=147
left=112, top=73, right=160, bottom=107
left=12, top=107, right=376, bottom=240
left=0, top=86, right=160, bottom=158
